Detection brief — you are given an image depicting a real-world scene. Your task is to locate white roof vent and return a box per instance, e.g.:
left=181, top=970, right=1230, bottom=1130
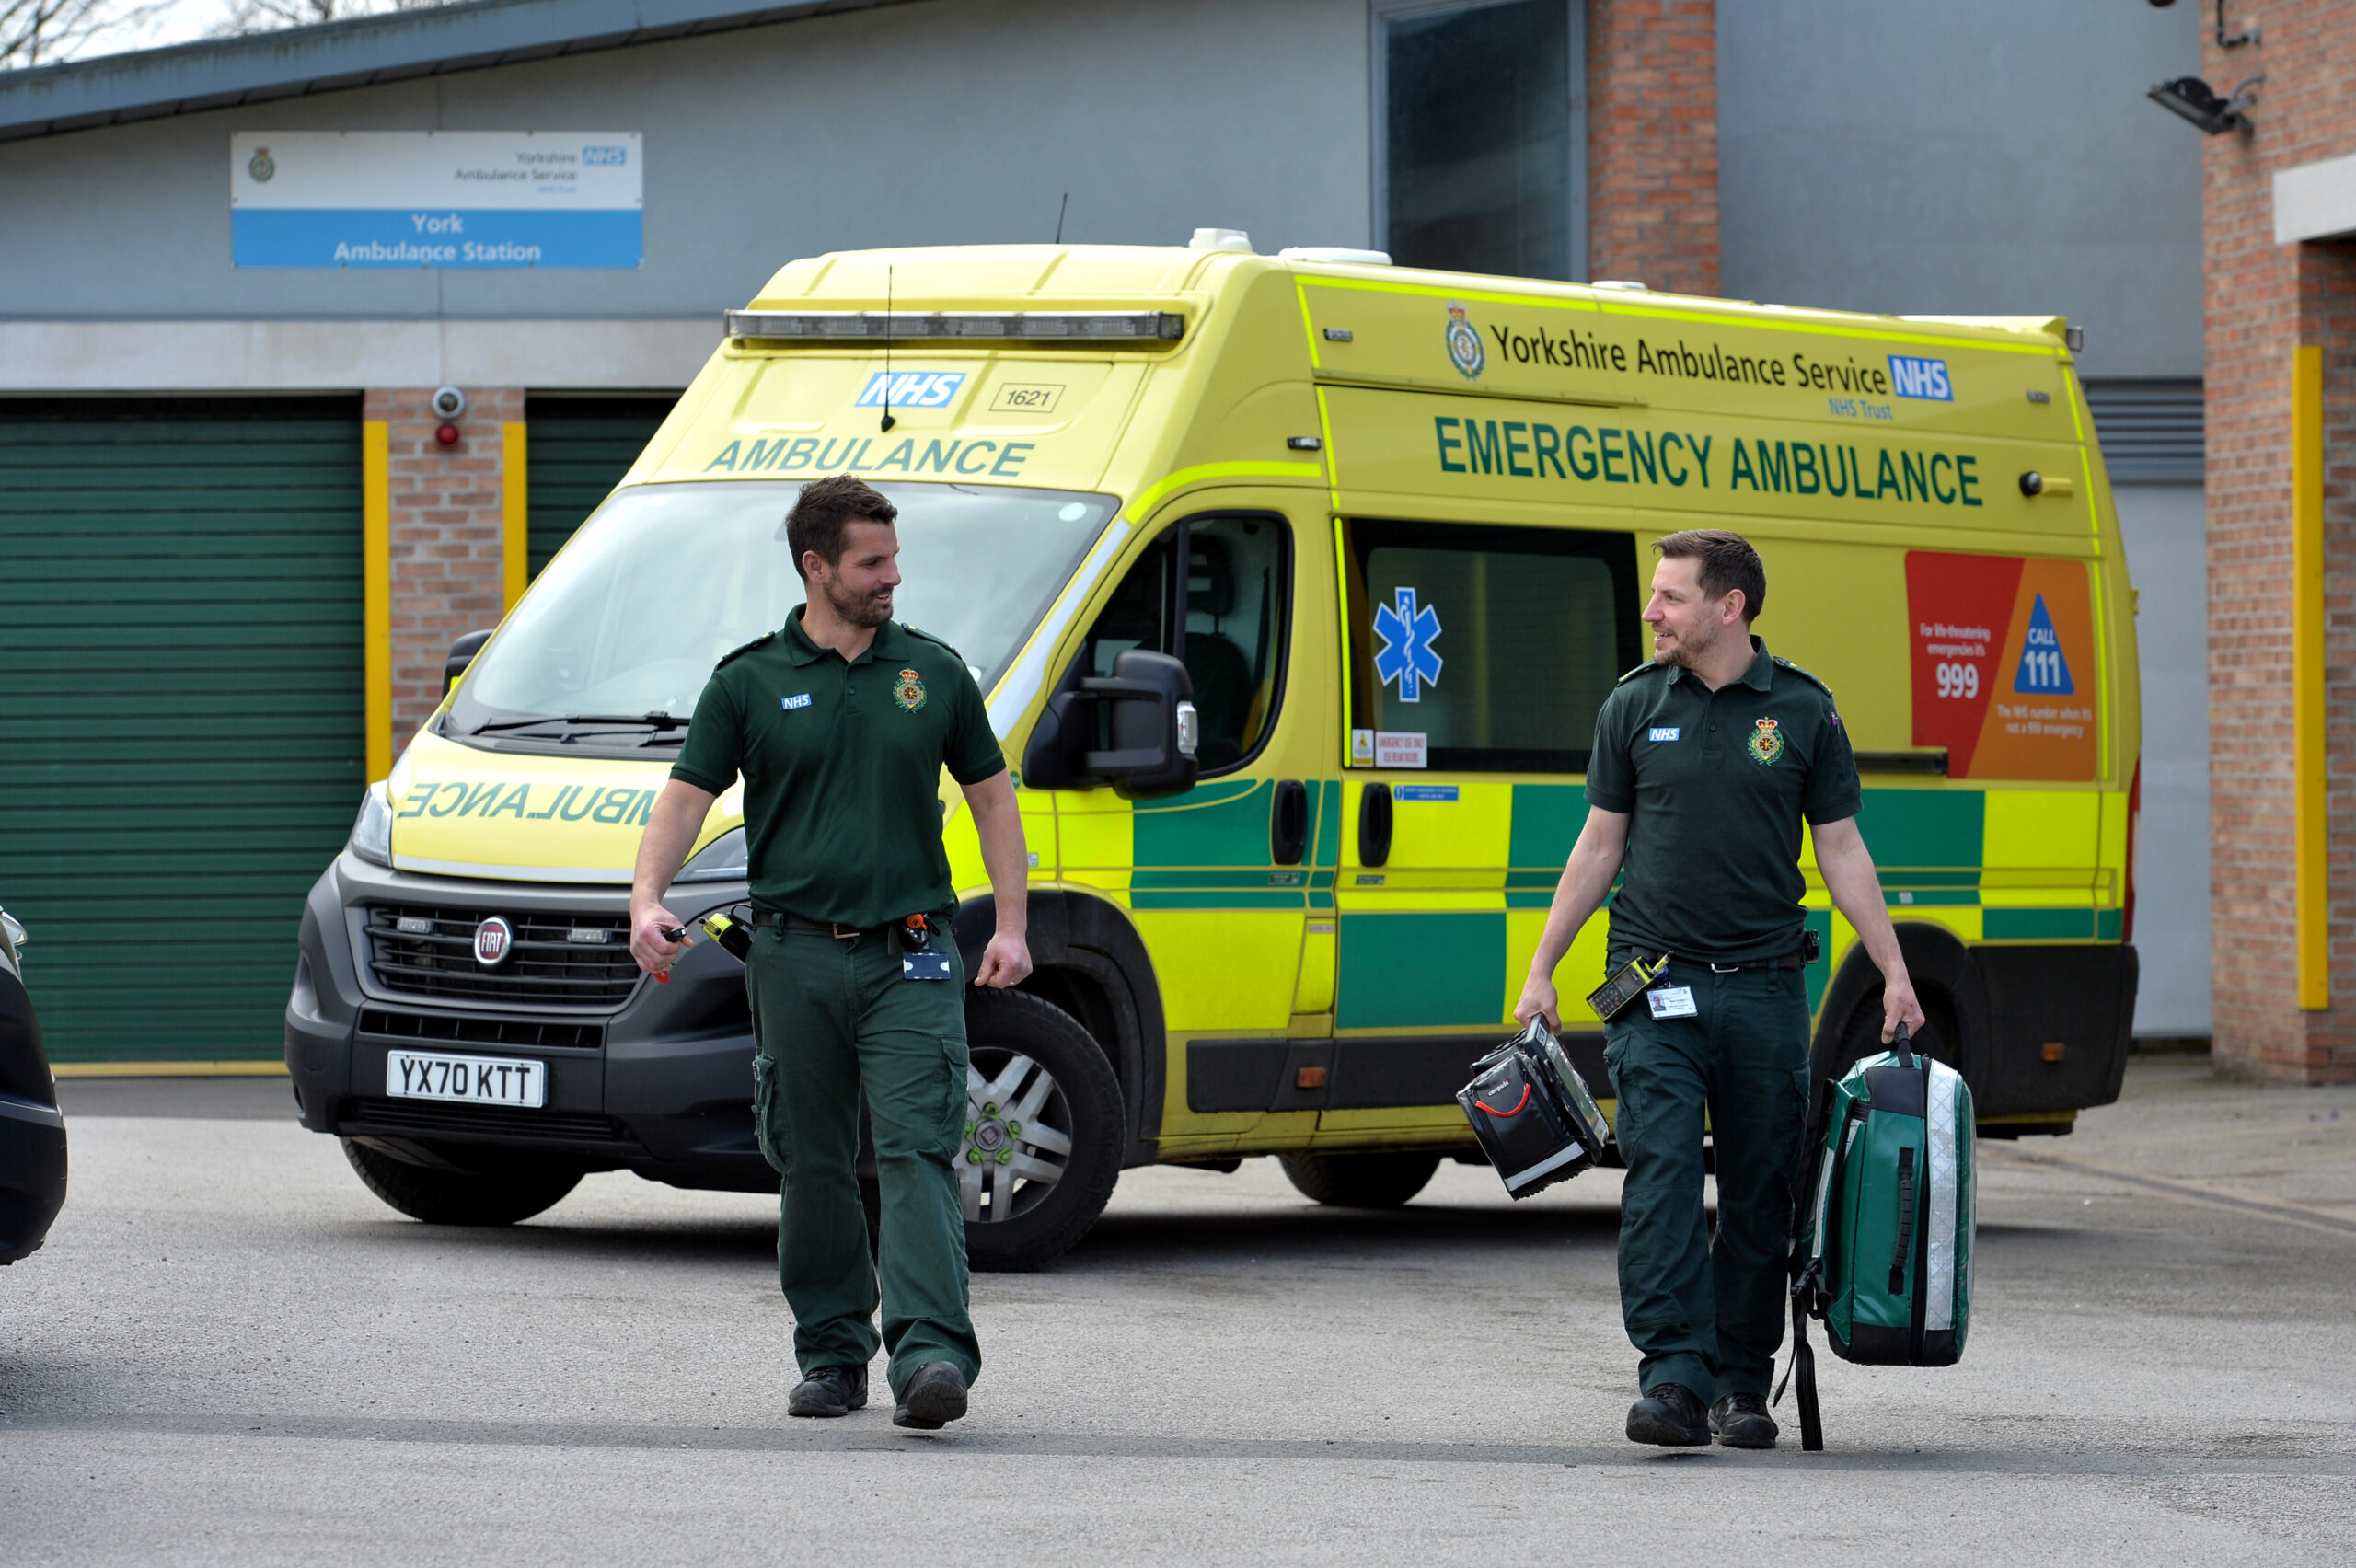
left=1590, top=279, right=1649, bottom=292
left=1188, top=228, right=1254, bottom=253
left=1277, top=247, right=1393, bottom=265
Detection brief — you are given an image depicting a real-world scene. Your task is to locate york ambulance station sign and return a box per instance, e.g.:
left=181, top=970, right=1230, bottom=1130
left=230, top=132, right=642, bottom=269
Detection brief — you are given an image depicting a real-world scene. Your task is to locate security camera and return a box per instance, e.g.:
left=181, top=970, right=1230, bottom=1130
left=431, top=386, right=467, bottom=420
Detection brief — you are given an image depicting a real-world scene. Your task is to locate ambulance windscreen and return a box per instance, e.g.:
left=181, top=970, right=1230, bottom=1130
left=447, top=479, right=1115, bottom=751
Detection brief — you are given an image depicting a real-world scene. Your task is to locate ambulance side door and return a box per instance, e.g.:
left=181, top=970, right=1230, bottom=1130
left=1324, top=514, right=1641, bottom=1138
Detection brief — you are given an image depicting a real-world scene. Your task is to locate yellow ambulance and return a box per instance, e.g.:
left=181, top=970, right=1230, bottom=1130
left=287, top=234, right=2140, bottom=1268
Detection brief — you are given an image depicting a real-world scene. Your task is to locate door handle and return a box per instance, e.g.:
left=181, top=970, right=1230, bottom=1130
left=1357, top=781, right=1392, bottom=868
left=1271, top=779, right=1309, bottom=866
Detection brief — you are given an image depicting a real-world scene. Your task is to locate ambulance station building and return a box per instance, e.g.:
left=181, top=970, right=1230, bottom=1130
left=0, top=0, right=2209, bottom=1063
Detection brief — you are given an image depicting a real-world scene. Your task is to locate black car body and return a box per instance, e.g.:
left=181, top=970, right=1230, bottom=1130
left=0, top=908, right=68, bottom=1263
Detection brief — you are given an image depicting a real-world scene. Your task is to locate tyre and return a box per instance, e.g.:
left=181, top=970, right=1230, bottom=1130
left=342, top=1139, right=583, bottom=1226
left=1277, top=1150, right=1441, bottom=1208
left=958, top=987, right=1125, bottom=1272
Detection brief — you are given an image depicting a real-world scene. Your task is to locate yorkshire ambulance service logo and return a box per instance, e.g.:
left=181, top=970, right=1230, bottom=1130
left=473, top=916, right=514, bottom=968
left=246, top=146, right=275, bottom=183
left=892, top=667, right=929, bottom=711
left=1444, top=302, right=1485, bottom=381
left=1747, top=718, right=1784, bottom=766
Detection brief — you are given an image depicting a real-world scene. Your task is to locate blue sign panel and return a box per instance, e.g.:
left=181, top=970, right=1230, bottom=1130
left=231, top=132, right=643, bottom=270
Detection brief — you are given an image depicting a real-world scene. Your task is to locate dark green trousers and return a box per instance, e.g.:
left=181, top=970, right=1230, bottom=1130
left=746, top=925, right=980, bottom=1398
left=1602, top=955, right=1812, bottom=1401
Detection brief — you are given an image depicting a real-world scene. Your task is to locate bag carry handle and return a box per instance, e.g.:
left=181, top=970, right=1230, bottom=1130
left=1889, top=1145, right=1917, bottom=1296
left=1891, top=1020, right=1915, bottom=1071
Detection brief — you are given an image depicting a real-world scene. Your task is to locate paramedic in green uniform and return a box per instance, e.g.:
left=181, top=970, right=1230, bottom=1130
left=1513, top=529, right=1923, bottom=1450
left=629, top=475, right=1033, bottom=1432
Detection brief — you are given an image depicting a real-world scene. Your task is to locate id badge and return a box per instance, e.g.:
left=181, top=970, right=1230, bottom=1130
left=1646, top=985, right=1698, bottom=1020
left=902, top=950, right=953, bottom=981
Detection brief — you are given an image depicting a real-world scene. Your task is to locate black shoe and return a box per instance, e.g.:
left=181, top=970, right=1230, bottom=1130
left=1626, top=1382, right=1711, bottom=1447
left=787, top=1365, right=868, bottom=1418
left=1710, top=1392, right=1779, bottom=1449
left=892, top=1361, right=970, bottom=1430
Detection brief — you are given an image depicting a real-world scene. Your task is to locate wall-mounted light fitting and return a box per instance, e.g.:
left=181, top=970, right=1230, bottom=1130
left=2147, top=75, right=2261, bottom=134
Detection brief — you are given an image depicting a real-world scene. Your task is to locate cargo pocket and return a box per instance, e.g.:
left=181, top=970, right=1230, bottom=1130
left=751, top=1052, right=783, bottom=1175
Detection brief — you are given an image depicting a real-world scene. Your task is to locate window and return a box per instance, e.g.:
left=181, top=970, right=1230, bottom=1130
left=1074, top=514, right=1290, bottom=772
left=1344, top=519, right=1638, bottom=772
left=1379, top=0, right=1582, bottom=281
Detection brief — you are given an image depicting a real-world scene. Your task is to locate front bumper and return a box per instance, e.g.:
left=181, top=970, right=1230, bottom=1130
left=286, top=851, right=771, bottom=1191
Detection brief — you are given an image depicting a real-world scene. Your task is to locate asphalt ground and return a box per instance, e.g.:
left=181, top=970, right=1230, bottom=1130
left=7, top=1056, right=2353, bottom=1565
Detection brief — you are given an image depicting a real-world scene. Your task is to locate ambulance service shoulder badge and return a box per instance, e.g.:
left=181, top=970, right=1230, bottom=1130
left=893, top=667, right=928, bottom=712
left=1748, top=717, right=1783, bottom=765
left=1444, top=302, right=1484, bottom=381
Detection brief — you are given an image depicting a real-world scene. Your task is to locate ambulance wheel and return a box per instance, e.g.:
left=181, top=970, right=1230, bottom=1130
left=957, top=987, right=1125, bottom=1272
left=1811, top=986, right=1961, bottom=1086
left=342, top=1139, right=583, bottom=1226
left=1277, top=1151, right=1441, bottom=1209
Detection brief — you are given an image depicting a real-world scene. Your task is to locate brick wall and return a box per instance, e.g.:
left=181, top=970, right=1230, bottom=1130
left=366, top=386, right=518, bottom=758
left=2203, top=0, right=2356, bottom=1082
left=1586, top=0, right=1717, bottom=296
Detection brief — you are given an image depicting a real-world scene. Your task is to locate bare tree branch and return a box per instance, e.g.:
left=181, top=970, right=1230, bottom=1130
left=211, top=0, right=456, bottom=36
left=1, top=0, right=171, bottom=68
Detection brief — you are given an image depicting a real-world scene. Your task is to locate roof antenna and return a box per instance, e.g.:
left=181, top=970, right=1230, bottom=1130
left=1054, top=192, right=1068, bottom=245
left=879, top=264, right=896, bottom=433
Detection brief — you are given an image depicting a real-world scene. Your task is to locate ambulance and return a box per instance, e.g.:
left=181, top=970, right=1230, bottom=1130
left=286, top=232, right=2141, bottom=1268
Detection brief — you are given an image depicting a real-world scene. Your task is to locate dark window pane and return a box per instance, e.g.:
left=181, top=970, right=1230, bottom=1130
left=1386, top=0, right=1572, bottom=279
left=1345, top=520, right=1637, bottom=772
left=1080, top=514, right=1291, bottom=772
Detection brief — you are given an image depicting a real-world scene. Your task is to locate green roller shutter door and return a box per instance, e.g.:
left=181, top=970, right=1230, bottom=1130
left=525, top=395, right=678, bottom=579
left=0, top=398, right=364, bottom=1064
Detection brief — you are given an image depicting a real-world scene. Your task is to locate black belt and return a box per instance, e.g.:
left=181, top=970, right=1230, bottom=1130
left=1623, top=945, right=1808, bottom=973
left=752, top=910, right=892, bottom=940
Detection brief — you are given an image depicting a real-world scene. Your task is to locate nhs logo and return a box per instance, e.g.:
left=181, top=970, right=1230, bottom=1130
left=583, top=145, right=629, bottom=165
left=854, top=371, right=966, bottom=409
left=1887, top=355, right=1953, bottom=401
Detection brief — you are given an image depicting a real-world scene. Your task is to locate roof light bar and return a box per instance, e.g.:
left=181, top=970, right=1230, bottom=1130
left=724, top=310, right=1185, bottom=343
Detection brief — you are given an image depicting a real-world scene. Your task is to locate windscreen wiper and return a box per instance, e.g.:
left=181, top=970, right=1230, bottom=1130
left=469, top=712, right=689, bottom=735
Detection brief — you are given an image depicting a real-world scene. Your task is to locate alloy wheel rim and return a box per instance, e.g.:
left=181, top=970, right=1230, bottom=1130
left=960, top=1048, right=1074, bottom=1224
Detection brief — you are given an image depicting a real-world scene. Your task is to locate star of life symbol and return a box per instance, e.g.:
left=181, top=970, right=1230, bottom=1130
left=1373, top=587, right=1444, bottom=702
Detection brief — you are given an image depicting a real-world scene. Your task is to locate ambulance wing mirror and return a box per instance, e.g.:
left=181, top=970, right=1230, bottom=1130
left=444, top=628, right=495, bottom=693
left=1021, top=650, right=1199, bottom=800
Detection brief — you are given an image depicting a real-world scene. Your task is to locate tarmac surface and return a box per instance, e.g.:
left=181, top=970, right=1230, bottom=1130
left=7, top=1055, right=2354, bottom=1565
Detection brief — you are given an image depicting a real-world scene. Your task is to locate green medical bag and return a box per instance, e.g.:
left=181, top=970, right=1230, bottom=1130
left=1781, top=1025, right=1977, bottom=1450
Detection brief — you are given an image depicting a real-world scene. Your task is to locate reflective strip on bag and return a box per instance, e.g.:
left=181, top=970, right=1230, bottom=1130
left=1923, top=1063, right=1962, bottom=1333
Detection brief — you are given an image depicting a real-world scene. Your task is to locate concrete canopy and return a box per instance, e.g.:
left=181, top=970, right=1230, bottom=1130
left=0, top=0, right=911, bottom=141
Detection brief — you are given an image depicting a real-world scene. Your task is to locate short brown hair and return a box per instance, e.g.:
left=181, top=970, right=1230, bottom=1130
left=1654, top=528, right=1766, bottom=623
left=786, top=475, right=897, bottom=580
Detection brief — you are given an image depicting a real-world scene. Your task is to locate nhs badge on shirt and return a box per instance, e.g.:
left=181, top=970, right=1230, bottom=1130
left=780, top=694, right=813, bottom=711
left=1648, top=726, right=1680, bottom=742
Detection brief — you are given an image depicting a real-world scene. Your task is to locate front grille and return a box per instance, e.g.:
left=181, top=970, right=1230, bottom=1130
left=341, top=1096, right=640, bottom=1147
left=359, top=1008, right=602, bottom=1051
left=364, top=905, right=639, bottom=1007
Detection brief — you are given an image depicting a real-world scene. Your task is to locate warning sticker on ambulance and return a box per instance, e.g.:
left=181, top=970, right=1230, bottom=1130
left=1904, top=551, right=2097, bottom=780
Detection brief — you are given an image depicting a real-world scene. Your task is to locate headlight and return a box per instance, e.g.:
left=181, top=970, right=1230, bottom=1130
left=349, top=782, right=393, bottom=867
left=676, top=826, right=747, bottom=882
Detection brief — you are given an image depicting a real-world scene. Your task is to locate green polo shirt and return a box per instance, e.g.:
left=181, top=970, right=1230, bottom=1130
left=670, top=607, right=1005, bottom=927
left=1582, top=636, right=1861, bottom=964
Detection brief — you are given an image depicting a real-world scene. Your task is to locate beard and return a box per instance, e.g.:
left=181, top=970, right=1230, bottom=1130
left=1655, top=616, right=1726, bottom=670
left=823, top=573, right=893, bottom=628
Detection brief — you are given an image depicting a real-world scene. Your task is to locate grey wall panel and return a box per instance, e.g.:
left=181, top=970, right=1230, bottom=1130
left=0, top=0, right=1369, bottom=320
left=1717, top=0, right=2202, bottom=381
left=2113, top=482, right=2209, bottom=1036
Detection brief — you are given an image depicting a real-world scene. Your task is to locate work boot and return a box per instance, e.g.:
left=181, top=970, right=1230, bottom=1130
left=893, top=1361, right=970, bottom=1430
left=1625, top=1382, right=1711, bottom=1447
left=1710, top=1392, right=1779, bottom=1449
left=787, top=1365, right=868, bottom=1418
